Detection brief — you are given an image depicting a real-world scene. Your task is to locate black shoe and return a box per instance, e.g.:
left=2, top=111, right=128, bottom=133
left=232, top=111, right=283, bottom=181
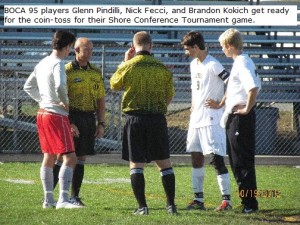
left=242, top=207, right=258, bottom=214
left=70, top=196, right=85, bottom=206
left=166, top=205, right=178, bottom=215
left=133, top=207, right=149, bottom=215
left=186, top=200, right=206, bottom=210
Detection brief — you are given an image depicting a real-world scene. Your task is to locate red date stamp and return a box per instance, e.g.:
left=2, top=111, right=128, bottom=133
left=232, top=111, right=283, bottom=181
left=238, top=189, right=281, bottom=198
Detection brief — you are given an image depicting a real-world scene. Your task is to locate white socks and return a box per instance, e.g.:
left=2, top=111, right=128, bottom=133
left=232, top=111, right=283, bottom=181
left=40, top=166, right=55, bottom=203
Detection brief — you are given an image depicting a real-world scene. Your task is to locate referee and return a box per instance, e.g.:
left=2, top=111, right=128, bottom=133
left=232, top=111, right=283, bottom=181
left=110, top=31, right=177, bottom=215
left=53, top=37, right=106, bottom=206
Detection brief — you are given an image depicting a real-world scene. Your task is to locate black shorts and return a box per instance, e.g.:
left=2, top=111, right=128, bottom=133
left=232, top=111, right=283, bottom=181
left=122, top=113, right=170, bottom=163
left=69, top=110, right=96, bottom=157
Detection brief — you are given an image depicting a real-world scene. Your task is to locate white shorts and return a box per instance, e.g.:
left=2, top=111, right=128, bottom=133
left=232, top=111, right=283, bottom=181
left=186, top=124, right=226, bottom=156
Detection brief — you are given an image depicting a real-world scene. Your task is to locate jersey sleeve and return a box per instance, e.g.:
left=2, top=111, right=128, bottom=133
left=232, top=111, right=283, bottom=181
left=212, top=61, right=230, bottom=82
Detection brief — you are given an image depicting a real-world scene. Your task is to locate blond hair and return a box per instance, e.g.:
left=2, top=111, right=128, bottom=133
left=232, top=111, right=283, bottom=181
left=219, top=28, right=244, bottom=51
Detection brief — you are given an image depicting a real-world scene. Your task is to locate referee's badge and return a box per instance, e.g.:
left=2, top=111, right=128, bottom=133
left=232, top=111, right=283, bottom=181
left=73, top=77, right=82, bottom=83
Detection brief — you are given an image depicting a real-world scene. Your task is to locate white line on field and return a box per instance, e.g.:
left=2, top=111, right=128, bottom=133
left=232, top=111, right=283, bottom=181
left=83, top=178, right=130, bottom=184
left=2, top=178, right=130, bottom=185
left=4, top=179, right=35, bottom=184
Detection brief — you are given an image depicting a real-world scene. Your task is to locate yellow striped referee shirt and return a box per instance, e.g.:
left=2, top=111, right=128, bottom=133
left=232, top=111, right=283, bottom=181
left=66, top=60, right=105, bottom=112
left=110, top=52, right=175, bottom=115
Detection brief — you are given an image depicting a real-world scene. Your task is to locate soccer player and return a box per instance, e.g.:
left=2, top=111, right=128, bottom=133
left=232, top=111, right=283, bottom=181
left=217, top=28, right=260, bottom=213
left=110, top=31, right=177, bottom=215
left=23, top=30, right=83, bottom=209
left=53, top=37, right=106, bottom=206
left=181, top=31, right=232, bottom=211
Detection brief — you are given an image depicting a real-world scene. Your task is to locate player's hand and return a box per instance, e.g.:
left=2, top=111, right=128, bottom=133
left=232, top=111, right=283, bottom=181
left=233, top=105, right=249, bottom=115
left=71, top=124, right=80, bottom=137
left=59, top=102, right=69, bottom=112
left=124, top=44, right=135, bottom=61
left=95, top=125, right=104, bottom=138
left=205, top=99, right=221, bottom=109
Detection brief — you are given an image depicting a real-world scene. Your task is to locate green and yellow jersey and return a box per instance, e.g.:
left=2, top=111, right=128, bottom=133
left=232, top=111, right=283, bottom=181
left=66, top=60, right=105, bottom=112
left=110, top=52, right=175, bottom=115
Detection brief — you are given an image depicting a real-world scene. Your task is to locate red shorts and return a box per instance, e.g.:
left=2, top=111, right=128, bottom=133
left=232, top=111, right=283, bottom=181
left=36, top=109, right=75, bottom=154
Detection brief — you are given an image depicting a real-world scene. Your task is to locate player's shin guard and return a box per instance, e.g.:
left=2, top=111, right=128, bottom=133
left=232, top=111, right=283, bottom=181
left=130, top=168, right=147, bottom=208
left=72, top=160, right=85, bottom=197
left=160, top=167, right=176, bottom=206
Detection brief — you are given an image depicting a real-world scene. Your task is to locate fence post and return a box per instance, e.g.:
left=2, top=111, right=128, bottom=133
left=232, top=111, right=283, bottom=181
left=13, top=72, right=19, bottom=152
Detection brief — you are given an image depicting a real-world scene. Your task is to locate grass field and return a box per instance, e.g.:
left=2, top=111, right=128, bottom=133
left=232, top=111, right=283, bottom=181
left=0, top=163, right=299, bottom=225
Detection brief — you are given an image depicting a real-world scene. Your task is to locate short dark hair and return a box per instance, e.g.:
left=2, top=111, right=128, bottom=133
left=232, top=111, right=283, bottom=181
left=52, top=30, right=76, bottom=50
left=181, top=31, right=205, bottom=50
left=133, top=31, right=152, bottom=47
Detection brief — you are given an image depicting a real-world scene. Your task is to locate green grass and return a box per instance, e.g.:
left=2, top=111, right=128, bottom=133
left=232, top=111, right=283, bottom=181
left=0, top=163, right=299, bottom=225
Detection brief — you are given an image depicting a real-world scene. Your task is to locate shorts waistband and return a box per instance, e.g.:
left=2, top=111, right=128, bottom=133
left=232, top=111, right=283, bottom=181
left=38, top=108, right=63, bottom=116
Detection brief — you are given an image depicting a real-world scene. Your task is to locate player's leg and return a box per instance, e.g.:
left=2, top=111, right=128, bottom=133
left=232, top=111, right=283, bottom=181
left=209, top=154, right=232, bottom=211
left=70, top=155, right=86, bottom=206
left=123, top=114, right=148, bottom=215
left=226, top=111, right=258, bottom=213
left=130, top=161, right=148, bottom=215
left=37, top=109, right=57, bottom=208
left=186, top=127, right=205, bottom=210
left=40, top=153, right=56, bottom=208
left=155, top=158, right=177, bottom=215
left=53, top=154, right=62, bottom=190
left=56, top=152, right=84, bottom=209
left=50, top=114, right=83, bottom=209
left=201, top=124, right=232, bottom=211
left=148, top=114, right=177, bottom=214
left=70, top=111, right=96, bottom=206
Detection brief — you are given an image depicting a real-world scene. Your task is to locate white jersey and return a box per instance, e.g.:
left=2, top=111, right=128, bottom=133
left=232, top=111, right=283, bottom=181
left=225, top=53, right=261, bottom=109
left=189, top=54, right=229, bottom=128
left=23, top=54, right=69, bottom=116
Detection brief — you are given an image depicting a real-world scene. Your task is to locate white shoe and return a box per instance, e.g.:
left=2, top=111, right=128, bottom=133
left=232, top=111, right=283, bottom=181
left=42, top=201, right=56, bottom=209
left=56, top=201, right=84, bottom=209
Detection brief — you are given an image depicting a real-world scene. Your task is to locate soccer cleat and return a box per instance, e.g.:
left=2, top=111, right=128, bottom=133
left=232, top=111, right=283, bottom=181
left=70, top=196, right=85, bottom=206
left=186, top=200, right=206, bottom=210
left=42, top=201, right=56, bottom=209
left=133, top=207, right=149, bottom=215
left=166, top=205, right=178, bottom=215
left=215, top=200, right=232, bottom=212
left=242, top=207, right=258, bottom=214
left=56, top=201, right=85, bottom=209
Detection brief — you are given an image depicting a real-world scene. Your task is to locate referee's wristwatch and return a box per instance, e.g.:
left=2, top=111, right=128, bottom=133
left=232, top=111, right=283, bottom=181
left=98, top=121, right=106, bottom=128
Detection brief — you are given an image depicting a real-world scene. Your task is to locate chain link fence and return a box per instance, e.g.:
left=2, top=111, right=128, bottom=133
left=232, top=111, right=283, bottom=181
left=1, top=32, right=299, bottom=155
left=1, top=0, right=300, bottom=156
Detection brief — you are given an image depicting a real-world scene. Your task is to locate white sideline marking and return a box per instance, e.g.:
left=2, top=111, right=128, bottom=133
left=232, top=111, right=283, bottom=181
left=2, top=178, right=129, bottom=185
left=84, top=178, right=130, bottom=184
left=4, top=179, right=35, bottom=184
